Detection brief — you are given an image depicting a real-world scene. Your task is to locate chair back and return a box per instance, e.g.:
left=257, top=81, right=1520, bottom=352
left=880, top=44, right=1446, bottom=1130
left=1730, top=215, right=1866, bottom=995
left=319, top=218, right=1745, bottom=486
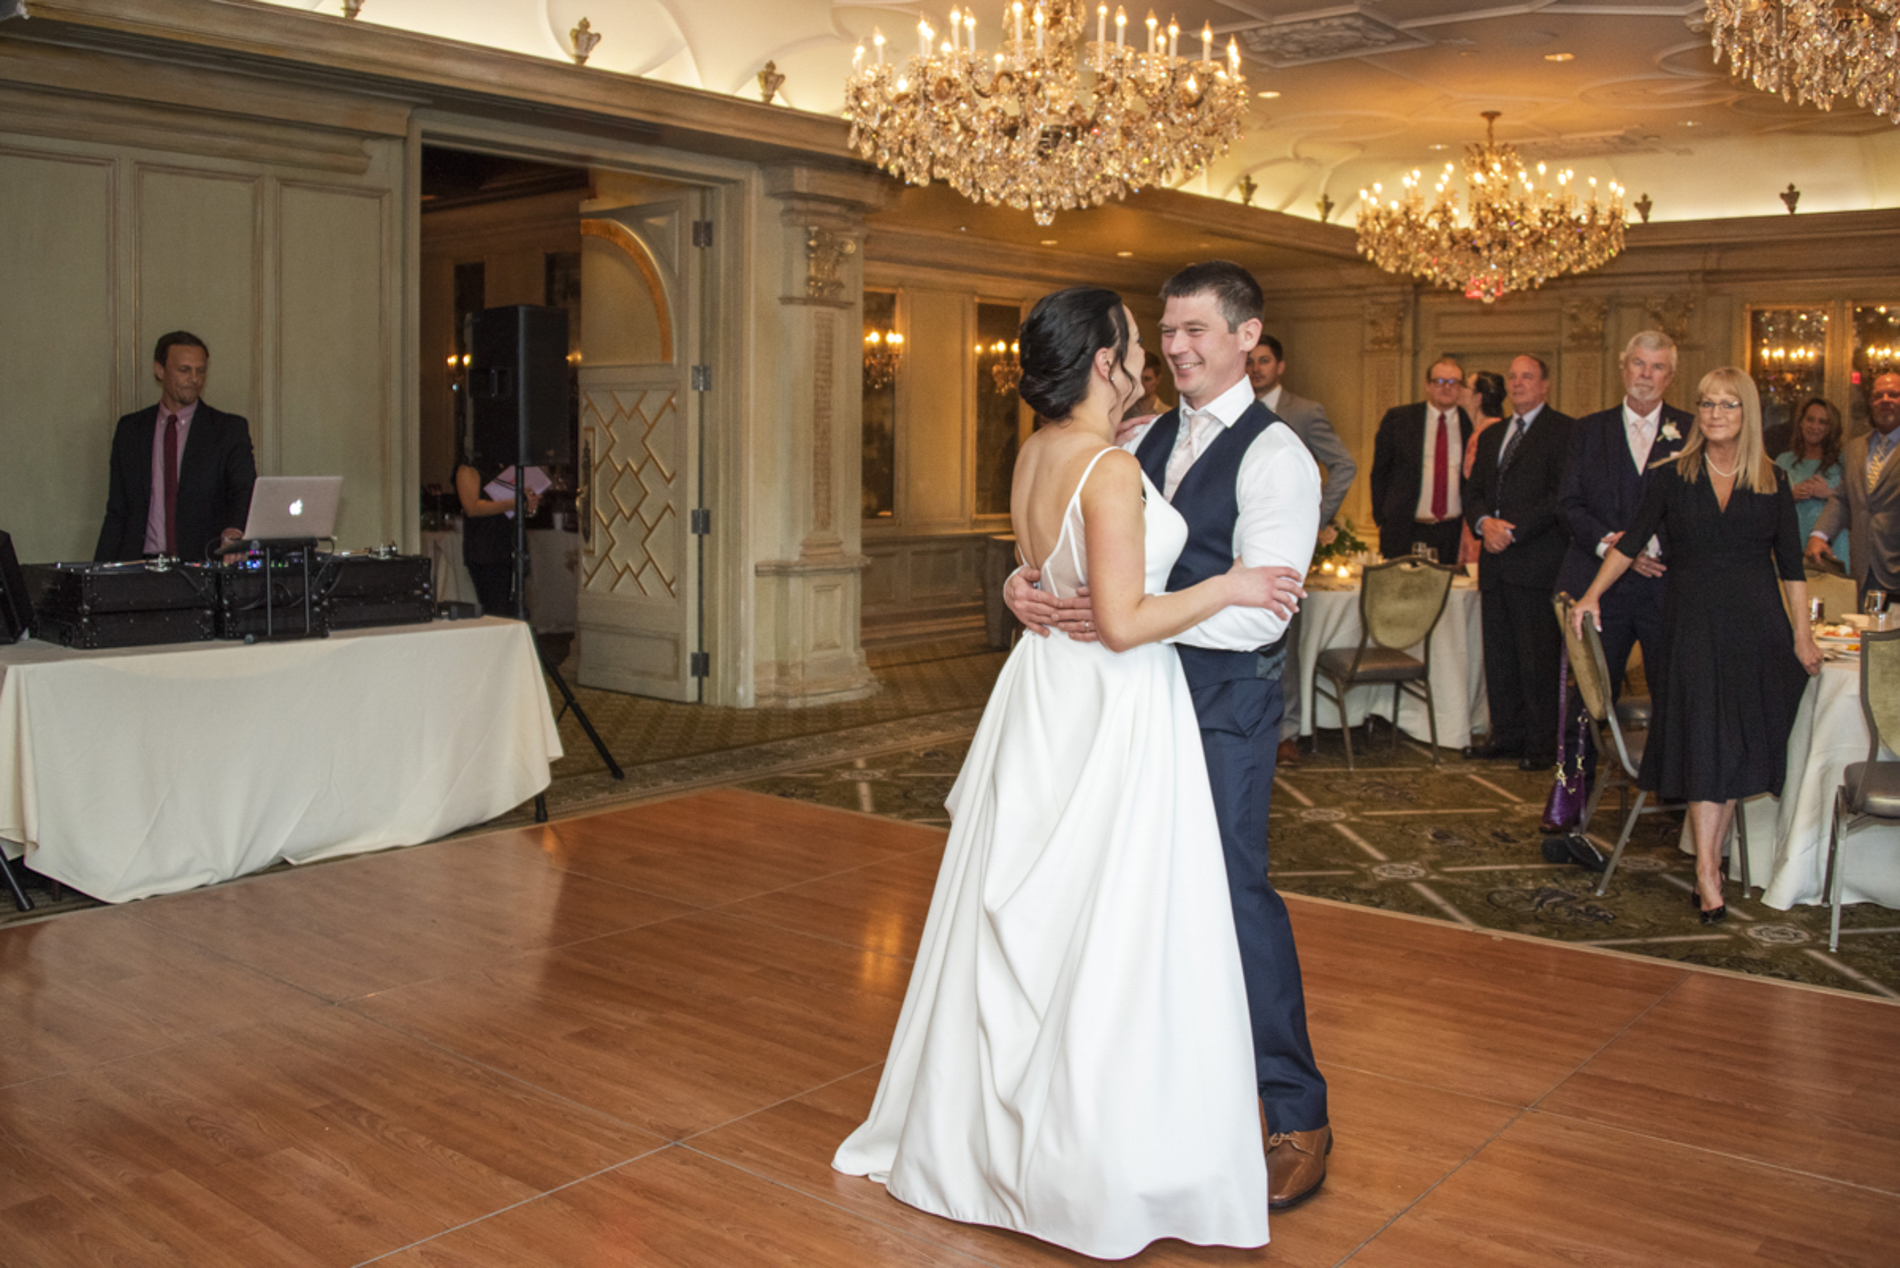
left=1806, top=568, right=1859, bottom=623
left=1860, top=627, right=1900, bottom=763
left=1554, top=592, right=1640, bottom=774
left=1359, top=558, right=1455, bottom=653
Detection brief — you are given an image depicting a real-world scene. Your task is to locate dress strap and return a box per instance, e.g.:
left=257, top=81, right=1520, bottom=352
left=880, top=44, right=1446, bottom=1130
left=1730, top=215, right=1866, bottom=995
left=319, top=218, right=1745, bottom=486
left=1058, top=447, right=1120, bottom=591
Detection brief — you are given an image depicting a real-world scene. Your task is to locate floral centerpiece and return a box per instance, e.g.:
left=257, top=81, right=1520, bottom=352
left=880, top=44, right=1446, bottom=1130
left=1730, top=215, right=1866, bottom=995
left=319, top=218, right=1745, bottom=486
left=1310, top=517, right=1367, bottom=566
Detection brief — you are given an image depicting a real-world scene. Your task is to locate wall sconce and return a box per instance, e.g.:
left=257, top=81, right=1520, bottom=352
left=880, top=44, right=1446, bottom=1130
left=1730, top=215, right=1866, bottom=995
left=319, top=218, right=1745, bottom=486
left=979, top=339, right=1022, bottom=394
left=864, top=328, right=904, bottom=389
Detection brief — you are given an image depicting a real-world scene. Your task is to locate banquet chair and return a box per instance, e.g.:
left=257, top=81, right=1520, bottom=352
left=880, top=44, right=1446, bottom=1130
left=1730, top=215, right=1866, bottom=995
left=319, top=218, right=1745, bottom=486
left=1825, top=626, right=1900, bottom=950
left=0, top=851, right=28, bottom=913
left=1313, top=558, right=1456, bottom=771
left=1552, top=595, right=1750, bottom=897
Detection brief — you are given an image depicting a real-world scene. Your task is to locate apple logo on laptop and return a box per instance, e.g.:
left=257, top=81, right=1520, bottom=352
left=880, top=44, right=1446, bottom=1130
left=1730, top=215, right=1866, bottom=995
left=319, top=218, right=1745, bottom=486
left=289, top=499, right=304, bottom=517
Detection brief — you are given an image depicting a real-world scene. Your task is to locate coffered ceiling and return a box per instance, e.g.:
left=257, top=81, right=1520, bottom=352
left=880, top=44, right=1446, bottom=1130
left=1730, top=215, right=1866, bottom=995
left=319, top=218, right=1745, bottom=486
left=264, top=0, right=1900, bottom=224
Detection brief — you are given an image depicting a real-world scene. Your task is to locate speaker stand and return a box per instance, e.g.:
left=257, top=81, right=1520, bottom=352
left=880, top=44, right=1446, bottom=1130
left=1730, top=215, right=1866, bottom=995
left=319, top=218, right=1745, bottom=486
left=505, top=485, right=622, bottom=827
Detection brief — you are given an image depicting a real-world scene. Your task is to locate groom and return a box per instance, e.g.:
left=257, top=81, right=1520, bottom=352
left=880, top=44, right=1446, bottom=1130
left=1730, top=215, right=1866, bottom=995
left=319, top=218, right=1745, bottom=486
left=1006, top=262, right=1332, bottom=1210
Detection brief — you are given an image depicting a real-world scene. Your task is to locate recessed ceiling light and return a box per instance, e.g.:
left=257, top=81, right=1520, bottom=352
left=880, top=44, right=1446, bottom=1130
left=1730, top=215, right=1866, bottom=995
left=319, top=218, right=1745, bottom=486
left=1680, top=119, right=1701, bottom=127
left=1427, top=143, right=1449, bottom=151
left=1116, top=250, right=1134, bottom=257
left=1257, top=90, right=1280, bottom=99
left=1040, top=238, right=1058, bottom=245
left=1544, top=52, right=1574, bottom=61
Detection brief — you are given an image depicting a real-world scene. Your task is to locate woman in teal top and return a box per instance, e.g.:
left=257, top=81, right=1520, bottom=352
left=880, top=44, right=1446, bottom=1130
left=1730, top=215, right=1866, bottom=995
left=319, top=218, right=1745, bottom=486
left=1775, top=396, right=1849, bottom=566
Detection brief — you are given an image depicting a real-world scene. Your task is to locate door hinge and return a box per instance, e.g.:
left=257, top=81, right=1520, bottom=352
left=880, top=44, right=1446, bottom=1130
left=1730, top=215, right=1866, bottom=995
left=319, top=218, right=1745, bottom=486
left=690, top=364, right=712, bottom=392
left=689, top=651, right=710, bottom=678
left=692, top=220, right=713, bottom=248
left=689, top=508, right=711, bottom=535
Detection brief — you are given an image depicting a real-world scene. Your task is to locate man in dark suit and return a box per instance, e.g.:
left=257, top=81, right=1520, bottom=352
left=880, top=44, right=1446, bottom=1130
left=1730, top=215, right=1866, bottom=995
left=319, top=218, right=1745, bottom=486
left=1465, top=355, right=1575, bottom=769
left=95, top=332, right=256, bottom=562
left=1370, top=358, right=1470, bottom=563
left=1556, top=331, right=1688, bottom=690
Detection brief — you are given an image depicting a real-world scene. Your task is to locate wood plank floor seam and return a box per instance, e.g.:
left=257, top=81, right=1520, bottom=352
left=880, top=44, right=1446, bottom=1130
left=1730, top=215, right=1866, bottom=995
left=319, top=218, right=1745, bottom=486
left=1521, top=1107, right=1900, bottom=1199
left=673, top=1143, right=1009, bottom=1268
left=350, top=1142, right=677, bottom=1267
left=1527, top=974, right=1691, bottom=1112
left=1328, top=1107, right=1532, bottom=1267
left=675, top=1061, right=890, bottom=1148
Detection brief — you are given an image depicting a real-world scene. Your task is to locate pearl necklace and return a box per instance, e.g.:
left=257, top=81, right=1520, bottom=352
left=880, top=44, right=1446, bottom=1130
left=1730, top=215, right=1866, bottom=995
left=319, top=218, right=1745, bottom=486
left=1706, top=455, right=1738, bottom=478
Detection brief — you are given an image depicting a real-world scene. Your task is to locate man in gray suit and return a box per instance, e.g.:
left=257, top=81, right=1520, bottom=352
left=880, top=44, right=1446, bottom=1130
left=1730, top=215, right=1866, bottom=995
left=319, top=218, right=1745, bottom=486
left=1249, top=337, right=1357, bottom=765
left=1808, top=371, right=1900, bottom=594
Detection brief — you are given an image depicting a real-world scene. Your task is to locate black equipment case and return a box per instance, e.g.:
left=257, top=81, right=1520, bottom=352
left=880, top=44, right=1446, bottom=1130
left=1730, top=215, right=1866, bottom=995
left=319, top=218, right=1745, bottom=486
left=25, top=562, right=218, bottom=649
left=319, top=553, right=434, bottom=629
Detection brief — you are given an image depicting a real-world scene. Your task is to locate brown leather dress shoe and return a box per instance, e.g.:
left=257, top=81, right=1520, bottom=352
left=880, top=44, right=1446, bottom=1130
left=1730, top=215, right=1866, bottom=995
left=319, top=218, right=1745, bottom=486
left=1275, top=738, right=1303, bottom=768
left=1266, top=1124, right=1332, bottom=1210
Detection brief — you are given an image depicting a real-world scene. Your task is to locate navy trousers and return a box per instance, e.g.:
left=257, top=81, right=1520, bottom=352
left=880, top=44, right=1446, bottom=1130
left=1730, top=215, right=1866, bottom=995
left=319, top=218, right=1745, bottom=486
left=1188, top=672, right=1329, bottom=1133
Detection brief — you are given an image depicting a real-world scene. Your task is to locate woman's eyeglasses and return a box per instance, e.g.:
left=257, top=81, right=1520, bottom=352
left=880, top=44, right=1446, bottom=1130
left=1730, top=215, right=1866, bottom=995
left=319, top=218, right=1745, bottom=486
left=1697, top=399, right=1743, bottom=413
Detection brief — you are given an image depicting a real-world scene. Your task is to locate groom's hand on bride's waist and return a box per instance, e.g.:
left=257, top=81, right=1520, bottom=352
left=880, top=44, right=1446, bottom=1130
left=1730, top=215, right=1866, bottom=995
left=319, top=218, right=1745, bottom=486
left=1006, top=569, right=1100, bottom=641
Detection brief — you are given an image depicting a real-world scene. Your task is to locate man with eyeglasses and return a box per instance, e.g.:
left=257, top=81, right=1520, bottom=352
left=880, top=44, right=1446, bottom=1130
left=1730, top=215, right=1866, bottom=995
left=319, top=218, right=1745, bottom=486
left=1807, top=371, right=1900, bottom=598
left=1465, top=355, right=1576, bottom=769
left=1370, top=359, right=1470, bottom=564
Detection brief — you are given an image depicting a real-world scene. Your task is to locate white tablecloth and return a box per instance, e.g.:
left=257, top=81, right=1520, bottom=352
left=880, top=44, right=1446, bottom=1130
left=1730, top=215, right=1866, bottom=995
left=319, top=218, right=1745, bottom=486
left=0, top=619, right=562, bottom=903
left=1731, top=658, right=1900, bottom=912
left=1298, top=581, right=1488, bottom=751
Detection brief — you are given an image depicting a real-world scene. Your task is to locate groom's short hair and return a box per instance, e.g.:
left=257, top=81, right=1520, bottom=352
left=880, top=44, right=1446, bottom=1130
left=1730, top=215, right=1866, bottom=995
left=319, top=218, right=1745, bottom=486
left=1160, top=261, right=1263, bottom=333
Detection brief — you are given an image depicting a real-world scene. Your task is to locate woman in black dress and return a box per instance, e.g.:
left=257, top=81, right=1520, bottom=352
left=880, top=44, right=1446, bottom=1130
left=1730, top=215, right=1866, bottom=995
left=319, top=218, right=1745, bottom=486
left=1571, top=368, right=1823, bottom=922
left=455, top=456, right=539, bottom=618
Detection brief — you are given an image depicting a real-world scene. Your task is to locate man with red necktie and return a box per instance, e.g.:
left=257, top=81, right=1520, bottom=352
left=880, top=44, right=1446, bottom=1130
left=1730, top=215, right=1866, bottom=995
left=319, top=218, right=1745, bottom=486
left=94, top=331, right=256, bottom=562
left=1369, top=358, right=1471, bottom=565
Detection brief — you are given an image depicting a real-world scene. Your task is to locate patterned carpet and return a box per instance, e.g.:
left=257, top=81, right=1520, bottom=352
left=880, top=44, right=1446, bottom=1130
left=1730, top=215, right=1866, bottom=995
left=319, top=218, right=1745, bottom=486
left=732, top=715, right=1900, bottom=1003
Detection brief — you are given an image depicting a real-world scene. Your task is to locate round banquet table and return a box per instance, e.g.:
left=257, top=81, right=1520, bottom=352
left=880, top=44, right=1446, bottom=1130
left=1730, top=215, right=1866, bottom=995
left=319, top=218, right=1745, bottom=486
left=1296, top=575, right=1489, bottom=752
left=1721, top=656, right=1900, bottom=912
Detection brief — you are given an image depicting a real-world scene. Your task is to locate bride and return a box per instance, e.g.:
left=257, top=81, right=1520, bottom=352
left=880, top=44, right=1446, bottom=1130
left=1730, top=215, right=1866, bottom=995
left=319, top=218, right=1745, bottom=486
left=832, top=287, right=1278, bottom=1258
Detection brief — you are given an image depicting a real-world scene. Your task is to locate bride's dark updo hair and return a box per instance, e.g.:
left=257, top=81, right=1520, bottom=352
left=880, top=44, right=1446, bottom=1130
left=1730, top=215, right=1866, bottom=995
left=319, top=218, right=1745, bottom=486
left=1017, top=287, right=1132, bottom=422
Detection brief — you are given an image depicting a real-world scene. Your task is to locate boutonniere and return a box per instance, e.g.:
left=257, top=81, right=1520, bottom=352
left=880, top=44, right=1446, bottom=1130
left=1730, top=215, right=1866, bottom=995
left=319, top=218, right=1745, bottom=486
left=1660, top=422, right=1681, bottom=442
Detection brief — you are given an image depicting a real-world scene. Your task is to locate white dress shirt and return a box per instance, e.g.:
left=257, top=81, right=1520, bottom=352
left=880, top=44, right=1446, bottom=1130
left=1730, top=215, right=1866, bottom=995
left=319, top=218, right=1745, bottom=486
left=1125, top=376, right=1322, bottom=650
left=1259, top=383, right=1284, bottom=414
left=1412, top=405, right=1464, bottom=521
left=1608, top=401, right=1663, bottom=559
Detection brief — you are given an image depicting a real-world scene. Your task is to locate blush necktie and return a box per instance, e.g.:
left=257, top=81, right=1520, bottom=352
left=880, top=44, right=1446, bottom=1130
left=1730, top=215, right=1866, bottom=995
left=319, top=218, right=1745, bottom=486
left=1164, top=409, right=1214, bottom=500
left=1430, top=410, right=1450, bottom=520
left=163, top=412, right=181, bottom=556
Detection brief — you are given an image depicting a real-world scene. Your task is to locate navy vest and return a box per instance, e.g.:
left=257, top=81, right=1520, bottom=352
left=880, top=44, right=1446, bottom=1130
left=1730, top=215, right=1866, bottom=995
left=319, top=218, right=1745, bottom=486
left=1136, top=401, right=1290, bottom=687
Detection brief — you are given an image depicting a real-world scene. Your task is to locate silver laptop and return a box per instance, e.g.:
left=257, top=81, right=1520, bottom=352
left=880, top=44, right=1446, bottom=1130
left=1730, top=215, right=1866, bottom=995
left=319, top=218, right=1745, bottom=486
left=239, top=476, right=343, bottom=541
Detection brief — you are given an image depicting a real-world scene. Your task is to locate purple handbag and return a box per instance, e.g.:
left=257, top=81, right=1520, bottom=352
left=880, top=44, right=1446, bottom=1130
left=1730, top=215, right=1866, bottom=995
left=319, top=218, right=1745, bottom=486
left=1540, top=648, right=1588, bottom=833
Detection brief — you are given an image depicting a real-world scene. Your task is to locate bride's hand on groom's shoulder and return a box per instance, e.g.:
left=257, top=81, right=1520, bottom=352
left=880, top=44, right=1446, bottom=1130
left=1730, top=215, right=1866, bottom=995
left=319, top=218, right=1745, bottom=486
left=1228, top=560, right=1304, bottom=618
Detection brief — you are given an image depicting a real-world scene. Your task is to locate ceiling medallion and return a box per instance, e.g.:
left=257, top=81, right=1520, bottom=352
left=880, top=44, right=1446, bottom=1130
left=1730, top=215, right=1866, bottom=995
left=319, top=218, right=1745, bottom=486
left=1706, top=0, right=1900, bottom=121
left=1354, top=111, right=1627, bottom=304
left=844, top=2, right=1248, bottom=226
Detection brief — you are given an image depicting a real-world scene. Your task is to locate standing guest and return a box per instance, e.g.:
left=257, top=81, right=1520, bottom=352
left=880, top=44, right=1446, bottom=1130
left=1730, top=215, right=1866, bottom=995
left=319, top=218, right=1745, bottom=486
left=1778, top=397, right=1848, bottom=566
left=1464, top=356, right=1575, bottom=768
left=1808, top=372, right=1900, bottom=596
left=95, top=331, right=256, bottom=562
left=1370, top=358, right=1469, bottom=563
left=1131, top=349, right=1171, bottom=417
left=1247, top=335, right=1358, bottom=767
left=1572, top=369, right=1821, bottom=920
left=1458, top=370, right=1507, bottom=564
left=456, top=453, right=540, bottom=618
left=1556, top=331, right=1689, bottom=691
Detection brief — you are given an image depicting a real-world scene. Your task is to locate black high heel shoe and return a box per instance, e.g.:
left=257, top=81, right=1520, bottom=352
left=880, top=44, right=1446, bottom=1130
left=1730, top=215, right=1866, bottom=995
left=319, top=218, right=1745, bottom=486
left=1700, top=902, right=1728, bottom=925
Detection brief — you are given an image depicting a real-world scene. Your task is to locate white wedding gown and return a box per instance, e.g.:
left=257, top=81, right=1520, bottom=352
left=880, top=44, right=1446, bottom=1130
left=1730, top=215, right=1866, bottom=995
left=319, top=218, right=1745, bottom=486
left=832, top=450, right=1269, bottom=1260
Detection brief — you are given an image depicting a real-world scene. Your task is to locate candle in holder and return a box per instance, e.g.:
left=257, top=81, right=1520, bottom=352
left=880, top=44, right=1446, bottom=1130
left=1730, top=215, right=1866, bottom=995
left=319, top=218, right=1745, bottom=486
left=1013, top=1, right=1023, bottom=45
left=1168, top=17, right=1178, bottom=59
left=1097, top=3, right=1106, bottom=45
left=874, top=28, right=885, bottom=63
left=1201, top=22, right=1210, bottom=61
left=1115, top=6, right=1126, bottom=48
left=1145, top=10, right=1156, bottom=54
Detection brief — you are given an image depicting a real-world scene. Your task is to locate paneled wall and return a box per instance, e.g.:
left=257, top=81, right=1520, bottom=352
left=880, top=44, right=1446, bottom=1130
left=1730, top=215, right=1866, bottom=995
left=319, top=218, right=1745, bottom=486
left=0, top=60, right=410, bottom=563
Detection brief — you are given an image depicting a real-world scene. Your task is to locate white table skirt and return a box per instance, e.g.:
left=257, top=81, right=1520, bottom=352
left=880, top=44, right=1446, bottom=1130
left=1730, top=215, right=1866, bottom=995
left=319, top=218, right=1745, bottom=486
left=0, top=619, right=562, bottom=903
left=1297, top=582, right=1488, bottom=751
left=1724, top=659, right=1900, bottom=912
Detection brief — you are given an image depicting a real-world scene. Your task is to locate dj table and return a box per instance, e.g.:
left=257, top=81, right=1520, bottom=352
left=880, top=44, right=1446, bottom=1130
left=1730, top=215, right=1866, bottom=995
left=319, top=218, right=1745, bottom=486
left=0, top=618, right=561, bottom=903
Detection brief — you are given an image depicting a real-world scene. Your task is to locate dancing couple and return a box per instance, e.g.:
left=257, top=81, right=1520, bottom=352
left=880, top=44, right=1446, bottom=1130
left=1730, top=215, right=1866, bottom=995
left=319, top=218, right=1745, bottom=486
left=832, top=263, right=1333, bottom=1258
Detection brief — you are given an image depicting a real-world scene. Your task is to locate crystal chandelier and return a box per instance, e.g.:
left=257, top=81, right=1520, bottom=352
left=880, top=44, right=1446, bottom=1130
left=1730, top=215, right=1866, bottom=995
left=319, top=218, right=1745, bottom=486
left=1706, top=0, right=1900, bottom=121
left=1355, top=112, right=1627, bottom=304
left=844, top=2, right=1249, bottom=226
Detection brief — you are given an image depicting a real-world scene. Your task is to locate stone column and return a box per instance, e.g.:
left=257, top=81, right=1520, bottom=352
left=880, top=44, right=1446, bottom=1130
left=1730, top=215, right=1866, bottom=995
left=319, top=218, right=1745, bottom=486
left=754, top=163, right=889, bottom=706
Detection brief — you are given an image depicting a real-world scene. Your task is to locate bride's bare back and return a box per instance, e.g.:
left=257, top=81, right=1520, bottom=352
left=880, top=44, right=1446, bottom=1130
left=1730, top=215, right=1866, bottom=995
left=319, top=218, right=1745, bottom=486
left=1011, top=426, right=1121, bottom=576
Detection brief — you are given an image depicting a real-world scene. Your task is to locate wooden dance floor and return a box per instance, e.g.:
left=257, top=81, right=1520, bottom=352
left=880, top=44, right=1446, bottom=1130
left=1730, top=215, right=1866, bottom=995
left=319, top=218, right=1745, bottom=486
left=1, top=789, right=1895, bottom=1266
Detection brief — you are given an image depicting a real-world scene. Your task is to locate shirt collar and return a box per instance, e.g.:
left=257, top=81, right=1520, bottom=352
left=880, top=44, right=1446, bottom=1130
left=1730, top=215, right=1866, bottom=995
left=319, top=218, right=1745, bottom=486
left=1623, top=400, right=1662, bottom=429
left=159, top=400, right=199, bottom=426
left=1512, top=402, right=1546, bottom=426
left=1875, top=428, right=1900, bottom=455
left=1259, top=383, right=1284, bottom=413
left=1184, top=376, right=1259, bottom=430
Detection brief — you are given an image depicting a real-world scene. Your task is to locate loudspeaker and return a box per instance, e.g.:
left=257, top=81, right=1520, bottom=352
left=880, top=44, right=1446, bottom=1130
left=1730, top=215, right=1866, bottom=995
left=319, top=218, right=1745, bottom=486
left=469, top=305, right=571, bottom=468
left=0, top=530, right=31, bottom=641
